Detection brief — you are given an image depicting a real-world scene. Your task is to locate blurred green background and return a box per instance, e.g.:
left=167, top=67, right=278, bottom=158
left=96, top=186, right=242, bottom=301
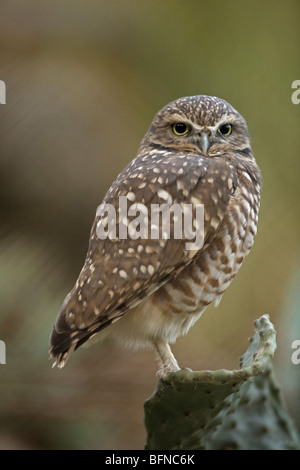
left=0, top=0, right=299, bottom=449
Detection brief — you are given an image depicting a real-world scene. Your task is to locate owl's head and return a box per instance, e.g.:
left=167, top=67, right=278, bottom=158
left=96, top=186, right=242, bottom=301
left=142, top=95, right=251, bottom=157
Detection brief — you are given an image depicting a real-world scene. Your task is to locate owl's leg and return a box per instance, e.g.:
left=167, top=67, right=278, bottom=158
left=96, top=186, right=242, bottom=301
left=155, top=341, right=180, bottom=378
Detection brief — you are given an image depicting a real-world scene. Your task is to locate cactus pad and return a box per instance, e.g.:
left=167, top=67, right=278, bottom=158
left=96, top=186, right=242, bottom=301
left=144, top=315, right=300, bottom=450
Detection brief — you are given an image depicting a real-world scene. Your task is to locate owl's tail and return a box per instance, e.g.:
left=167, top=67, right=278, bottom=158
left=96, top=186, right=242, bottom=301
left=49, top=294, right=113, bottom=368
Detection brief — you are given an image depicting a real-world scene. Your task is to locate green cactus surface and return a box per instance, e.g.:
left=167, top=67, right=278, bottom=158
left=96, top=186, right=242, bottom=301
left=144, top=314, right=300, bottom=450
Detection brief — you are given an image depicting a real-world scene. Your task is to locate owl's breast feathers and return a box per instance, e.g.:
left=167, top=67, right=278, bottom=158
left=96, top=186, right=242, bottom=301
left=49, top=147, right=261, bottom=367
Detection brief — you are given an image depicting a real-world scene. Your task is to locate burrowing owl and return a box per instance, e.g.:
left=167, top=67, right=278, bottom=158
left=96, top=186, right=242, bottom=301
left=49, top=95, right=261, bottom=377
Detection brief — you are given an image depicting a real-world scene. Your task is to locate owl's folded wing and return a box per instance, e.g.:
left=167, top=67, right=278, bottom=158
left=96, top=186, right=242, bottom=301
left=49, top=151, right=236, bottom=366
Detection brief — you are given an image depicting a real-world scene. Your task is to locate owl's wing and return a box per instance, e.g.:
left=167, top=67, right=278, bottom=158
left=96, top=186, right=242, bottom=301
left=50, top=151, right=236, bottom=366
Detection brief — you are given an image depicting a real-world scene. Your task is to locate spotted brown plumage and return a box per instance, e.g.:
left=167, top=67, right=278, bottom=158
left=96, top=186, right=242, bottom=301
left=49, top=95, right=262, bottom=377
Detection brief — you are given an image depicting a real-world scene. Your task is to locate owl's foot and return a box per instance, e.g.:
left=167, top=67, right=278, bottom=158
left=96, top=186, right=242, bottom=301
left=155, top=341, right=180, bottom=378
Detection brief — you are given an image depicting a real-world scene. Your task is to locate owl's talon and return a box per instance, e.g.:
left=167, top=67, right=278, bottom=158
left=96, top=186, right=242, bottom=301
left=157, top=365, right=181, bottom=380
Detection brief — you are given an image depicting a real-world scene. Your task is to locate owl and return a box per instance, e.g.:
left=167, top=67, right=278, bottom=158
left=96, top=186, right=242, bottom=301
left=49, top=95, right=262, bottom=377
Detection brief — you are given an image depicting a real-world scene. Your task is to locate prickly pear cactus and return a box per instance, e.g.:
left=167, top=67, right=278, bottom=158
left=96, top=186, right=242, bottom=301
left=144, top=315, right=300, bottom=450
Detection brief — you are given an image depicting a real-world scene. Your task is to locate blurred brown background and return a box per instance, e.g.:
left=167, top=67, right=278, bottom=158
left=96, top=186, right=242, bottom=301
left=0, top=0, right=299, bottom=449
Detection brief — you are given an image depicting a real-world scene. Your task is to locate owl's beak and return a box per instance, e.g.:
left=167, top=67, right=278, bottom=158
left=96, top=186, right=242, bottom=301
left=199, top=132, right=211, bottom=155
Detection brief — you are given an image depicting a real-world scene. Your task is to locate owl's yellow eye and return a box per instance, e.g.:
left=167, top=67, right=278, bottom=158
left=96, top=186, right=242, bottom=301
left=218, top=123, right=232, bottom=136
left=172, top=122, right=190, bottom=136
